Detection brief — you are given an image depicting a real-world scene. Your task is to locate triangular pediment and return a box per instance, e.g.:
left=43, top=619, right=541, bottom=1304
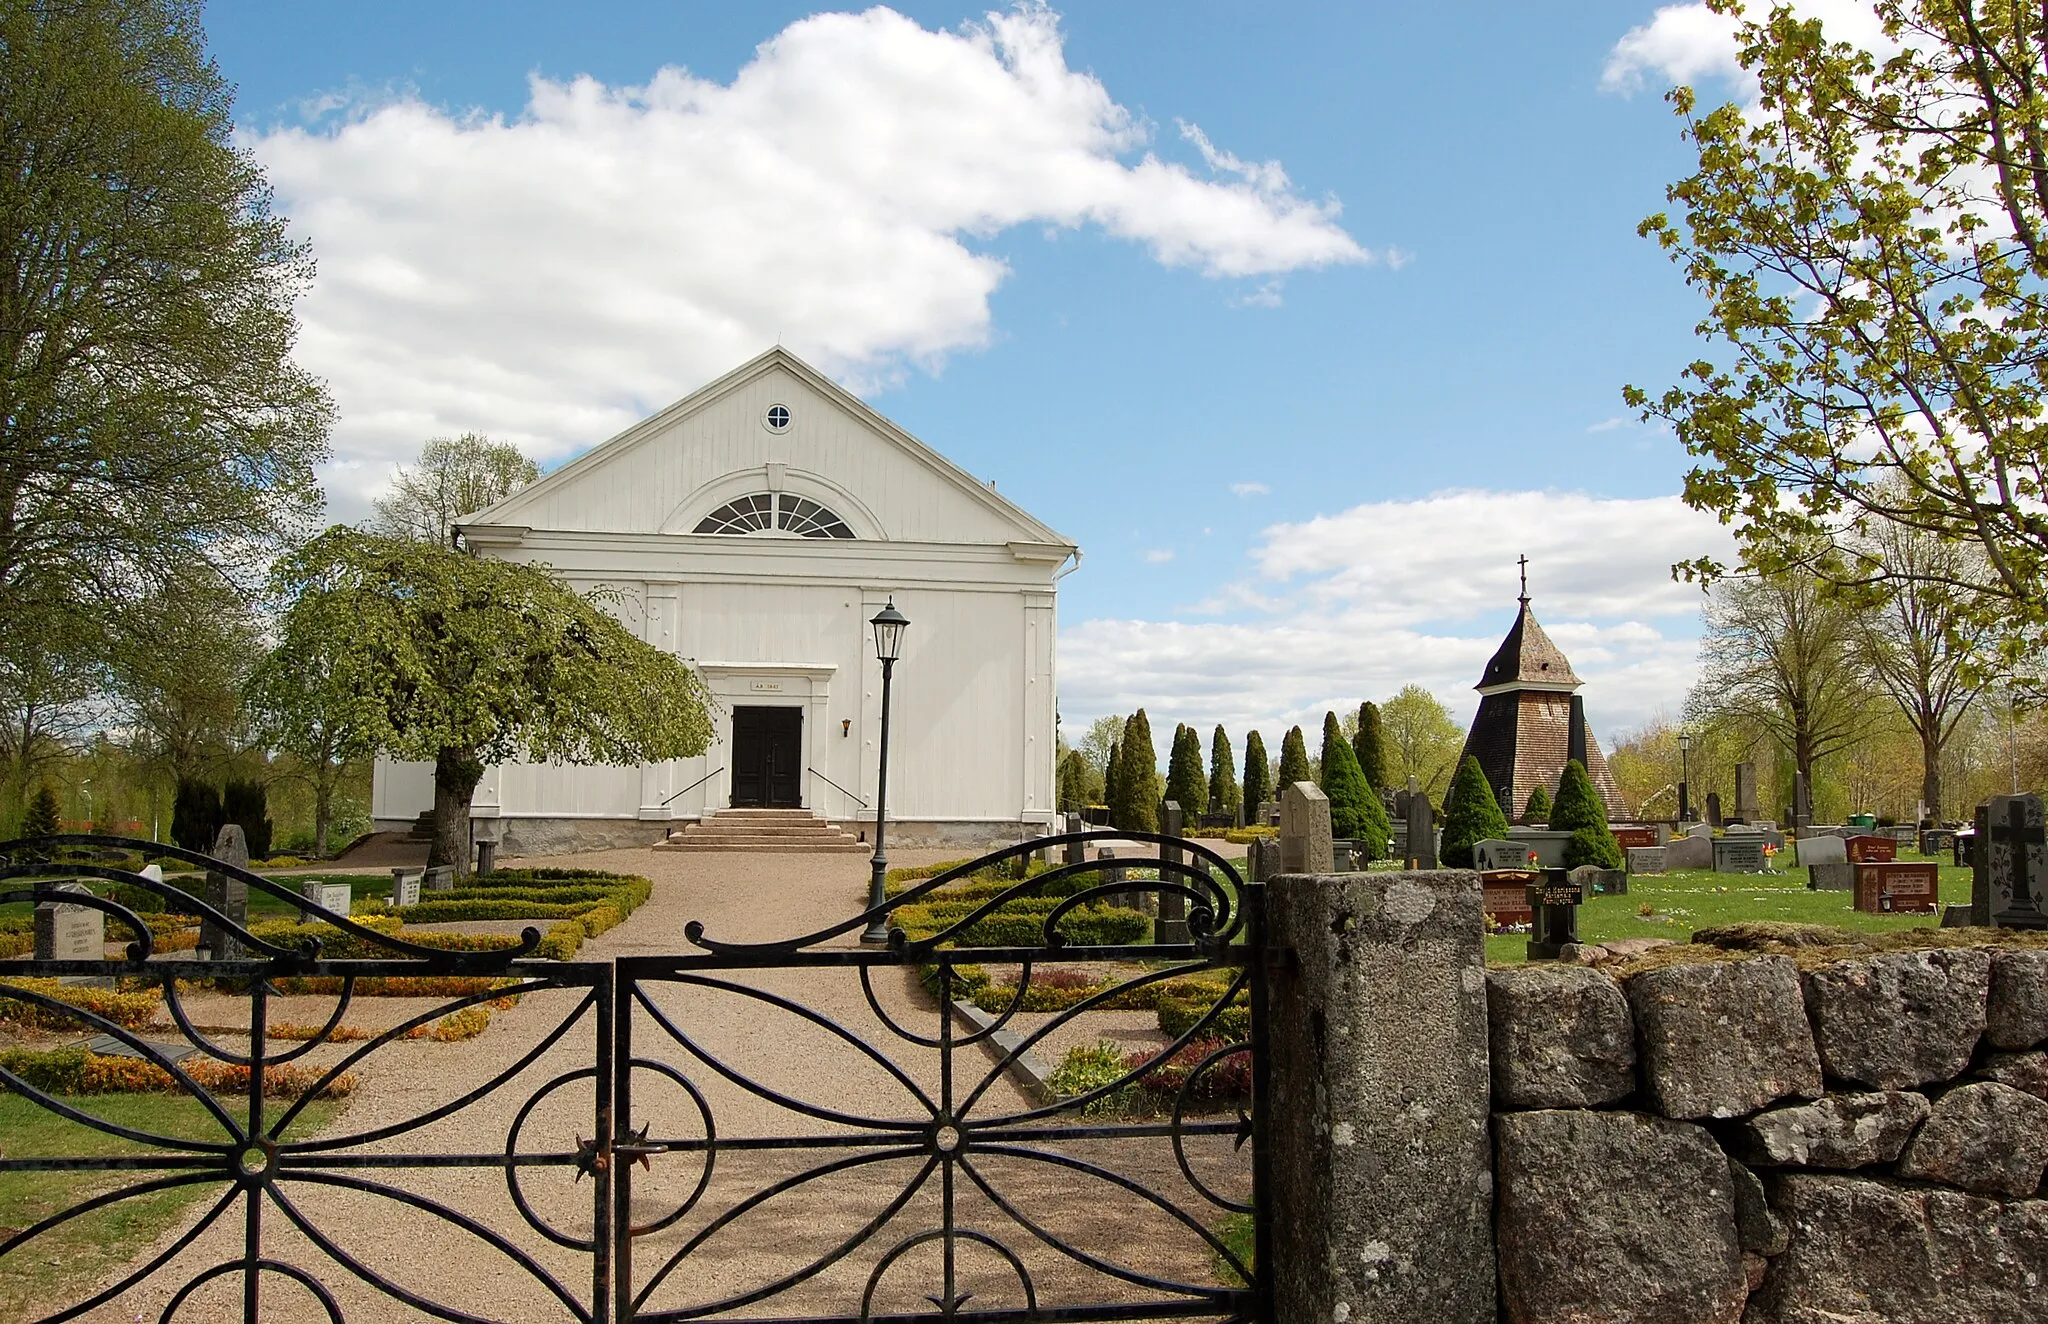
left=465, top=348, right=1073, bottom=550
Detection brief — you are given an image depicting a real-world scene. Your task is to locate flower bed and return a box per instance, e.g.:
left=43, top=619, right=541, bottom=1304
left=0, top=1046, right=354, bottom=1099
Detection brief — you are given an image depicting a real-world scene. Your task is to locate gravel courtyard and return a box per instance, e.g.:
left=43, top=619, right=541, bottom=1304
left=54, top=844, right=1251, bottom=1323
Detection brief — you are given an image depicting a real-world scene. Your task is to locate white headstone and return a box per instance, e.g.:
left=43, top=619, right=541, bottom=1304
left=390, top=868, right=423, bottom=908
left=1474, top=839, right=1535, bottom=872
left=34, top=881, right=103, bottom=961
left=1625, top=846, right=1667, bottom=875
left=1686, top=823, right=1714, bottom=840
left=301, top=880, right=352, bottom=917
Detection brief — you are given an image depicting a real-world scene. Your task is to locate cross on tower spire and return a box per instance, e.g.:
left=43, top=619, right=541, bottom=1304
left=1518, top=554, right=1529, bottom=606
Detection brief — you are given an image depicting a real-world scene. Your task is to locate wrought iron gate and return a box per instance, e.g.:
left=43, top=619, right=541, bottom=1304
left=0, top=833, right=1267, bottom=1322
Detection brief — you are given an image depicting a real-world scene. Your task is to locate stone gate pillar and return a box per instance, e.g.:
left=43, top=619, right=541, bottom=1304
left=1265, top=869, right=1495, bottom=1323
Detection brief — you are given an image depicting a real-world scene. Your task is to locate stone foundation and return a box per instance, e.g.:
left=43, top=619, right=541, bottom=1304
left=450, top=816, right=1042, bottom=857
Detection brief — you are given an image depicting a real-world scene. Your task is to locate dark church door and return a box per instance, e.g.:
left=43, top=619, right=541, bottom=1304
left=731, top=706, right=804, bottom=808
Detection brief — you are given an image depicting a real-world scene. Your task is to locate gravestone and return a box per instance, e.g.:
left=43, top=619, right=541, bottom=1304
left=1705, top=791, right=1724, bottom=828
left=1247, top=836, right=1279, bottom=882
left=1259, top=800, right=1280, bottom=827
left=1808, top=862, right=1856, bottom=891
left=1919, top=827, right=1956, bottom=858
left=1846, top=834, right=1896, bottom=864
left=1664, top=833, right=1712, bottom=870
left=1799, top=835, right=1848, bottom=866
left=1625, top=845, right=1667, bottom=875
left=390, top=867, right=423, bottom=908
left=1612, top=826, right=1659, bottom=851
left=1723, top=822, right=1758, bottom=835
left=1096, top=847, right=1128, bottom=905
left=1479, top=870, right=1538, bottom=926
left=1503, top=828, right=1573, bottom=868
left=1939, top=903, right=1975, bottom=927
left=1569, top=865, right=1626, bottom=896
left=1157, top=801, right=1189, bottom=944
left=34, top=881, right=103, bottom=961
left=474, top=840, right=498, bottom=874
left=1686, top=822, right=1713, bottom=839
left=423, top=865, right=456, bottom=893
left=201, top=824, right=249, bottom=961
left=1986, top=793, right=2048, bottom=928
left=1063, top=813, right=1086, bottom=868
left=1712, top=836, right=1768, bottom=874
left=1405, top=790, right=1436, bottom=869
left=1474, top=839, right=1536, bottom=872
left=1527, top=870, right=1584, bottom=961
left=1970, top=802, right=1990, bottom=923
left=1279, top=782, right=1334, bottom=874
left=301, top=880, right=352, bottom=918
left=1854, top=861, right=1940, bottom=915
left=1735, top=762, right=1758, bottom=821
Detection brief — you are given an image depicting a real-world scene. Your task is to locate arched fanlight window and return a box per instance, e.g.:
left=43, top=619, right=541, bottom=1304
left=693, top=493, right=854, bottom=539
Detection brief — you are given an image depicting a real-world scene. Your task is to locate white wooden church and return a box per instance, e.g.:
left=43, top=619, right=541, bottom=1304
left=371, top=349, right=1079, bottom=854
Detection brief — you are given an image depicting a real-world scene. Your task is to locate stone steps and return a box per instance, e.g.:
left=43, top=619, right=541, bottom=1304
left=655, top=811, right=871, bottom=854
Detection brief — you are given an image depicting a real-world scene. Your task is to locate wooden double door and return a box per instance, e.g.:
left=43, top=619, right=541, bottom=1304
left=730, top=705, right=804, bottom=807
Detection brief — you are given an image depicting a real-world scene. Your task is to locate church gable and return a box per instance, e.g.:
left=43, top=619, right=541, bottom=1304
left=470, top=349, right=1071, bottom=550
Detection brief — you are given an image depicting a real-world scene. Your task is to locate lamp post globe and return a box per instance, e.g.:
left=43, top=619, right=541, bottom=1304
left=861, top=600, right=910, bottom=944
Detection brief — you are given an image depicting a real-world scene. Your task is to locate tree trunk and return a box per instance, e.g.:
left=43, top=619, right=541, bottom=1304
left=313, top=774, right=332, bottom=858
left=1920, top=723, right=1942, bottom=825
left=430, top=748, right=485, bottom=878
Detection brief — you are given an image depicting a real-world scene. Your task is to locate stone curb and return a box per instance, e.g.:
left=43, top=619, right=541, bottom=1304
left=949, top=998, right=1057, bottom=1105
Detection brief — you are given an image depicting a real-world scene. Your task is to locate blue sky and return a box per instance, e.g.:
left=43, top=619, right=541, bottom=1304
left=204, top=0, right=1763, bottom=741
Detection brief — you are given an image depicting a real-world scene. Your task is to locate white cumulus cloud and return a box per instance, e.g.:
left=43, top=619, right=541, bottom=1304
left=249, top=4, right=1375, bottom=514
left=1060, top=489, right=1734, bottom=743
left=1603, top=1, right=1896, bottom=98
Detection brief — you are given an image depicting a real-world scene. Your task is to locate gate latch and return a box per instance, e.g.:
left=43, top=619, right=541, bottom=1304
left=575, top=1122, right=668, bottom=1182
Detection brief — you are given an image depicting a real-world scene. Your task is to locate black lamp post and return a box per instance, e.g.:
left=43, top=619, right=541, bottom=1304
left=861, top=599, right=910, bottom=944
left=1678, top=729, right=1693, bottom=824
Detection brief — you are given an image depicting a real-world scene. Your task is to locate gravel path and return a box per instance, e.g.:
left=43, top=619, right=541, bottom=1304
left=50, top=846, right=1251, bottom=1323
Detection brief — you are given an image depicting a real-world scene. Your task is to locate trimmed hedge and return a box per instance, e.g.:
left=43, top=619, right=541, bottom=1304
left=0, top=1046, right=354, bottom=1099
left=890, top=901, right=1148, bottom=948
left=1156, top=991, right=1250, bottom=1041
left=0, top=978, right=162, bottom=1031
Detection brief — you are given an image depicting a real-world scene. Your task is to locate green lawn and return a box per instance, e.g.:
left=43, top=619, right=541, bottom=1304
left=1484, top=851, right=1973, bottom=964
left=0, top=1092, right=338, bottom=1318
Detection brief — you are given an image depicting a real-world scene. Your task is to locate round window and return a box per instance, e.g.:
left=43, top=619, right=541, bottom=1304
left=764, top=404, right=791, bottom=432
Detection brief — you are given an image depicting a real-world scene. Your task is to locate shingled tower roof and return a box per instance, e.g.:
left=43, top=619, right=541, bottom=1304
left=1459, top=563, right=1629, bottom=819
left=1476, top=600, right=1581, bottom=693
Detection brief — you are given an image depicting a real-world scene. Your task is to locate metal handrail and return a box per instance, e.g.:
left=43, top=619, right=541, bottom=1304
left=661, top=766, right=726, bottom=806
left=808, top=766, right=867, bottom=809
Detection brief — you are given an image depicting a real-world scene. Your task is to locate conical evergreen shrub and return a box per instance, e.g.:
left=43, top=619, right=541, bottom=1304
left=1320, top=712, right=1390, bottom=857
left=1057, top=749, right=1094, bottom=812
left=1241, top=731, right=1271, bottom=821
left=1441, top=754, right=1509, bottom=868
left=1521, top=785, right=1551, bottom=824
left=1165, top=724, right=1207, bottom=819
left=1353, top=701, right=1388, bottom=792
left=1207, top=726, right=1240, bottom=825
left=171, top=778, right=222, bottom=853
left=21, top=785, right=59, bottom=839
left=1276, top=726, right=1313, bottom=790
left=1110, top=710, right=1160, bottom=834
left=223, top=778, right=273, bottom=859
left=1103, top=741, right=1122, bottom=823
left=1551, top=760, right=1621, bottom=869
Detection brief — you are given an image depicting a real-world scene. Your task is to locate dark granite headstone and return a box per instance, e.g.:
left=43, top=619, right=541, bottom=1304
left=1987, top=793, right=2048, bottom=928
left=1157, top=801, right=1189, bottom=943
left=1406, top=789, right=1436, bottom=869
left=1970, top=803, right=1990, bottom=923
left=1526, top=869, right=1583, bottom=960
left=1734, top=762, right=1757, bottom=821
left=1705, top=791, right=1724, bottom=829
left=1711, top=836, right=1767, bottom=874
left=423, top=865, right=456, bottom=893
left=200, top=824, right=250, bottom=960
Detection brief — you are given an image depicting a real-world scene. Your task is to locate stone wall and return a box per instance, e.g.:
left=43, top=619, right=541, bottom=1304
left=1265, top=872, right=2048, bottom=1323
left=1488, top=944, right=2048, bottom=1322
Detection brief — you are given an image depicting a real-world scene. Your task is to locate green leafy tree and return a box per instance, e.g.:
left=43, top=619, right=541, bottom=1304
left=1079, top=714, right=1124, bottom=784
left=1627, top=0, right=2048, bottom=655
left=1276, top=726, right=1314, bottom=790
left=1103, top=740, right=1122, bottom=816
left=114, top=571, right=262, bottom=783
left=1551, top=760, right=1622, bottom=870
left=1241, top=730, right=1271, bottom=821
left=0, top=0, right=331, bottom=643
left=1320, top=711, right=1390, bottom=858
left=256, top=529, right=714, bottom=875
left=374, top=433, right=541, bottom=544
left=245, top=645, right=361, bottom=858
left=1108, top=710, right=1160, bottom=834
left=1207, top=725, right=1241, bottom=824
left=1521, top=785, right=1551, bottom=824
left=1441, top=754, right=1509, bottom=869
left=1380, top=684, right=1466, bottom=802
left=1164, top=723, right=1208, bottom=820
left=1352, top=701, right=1388, bottom=792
